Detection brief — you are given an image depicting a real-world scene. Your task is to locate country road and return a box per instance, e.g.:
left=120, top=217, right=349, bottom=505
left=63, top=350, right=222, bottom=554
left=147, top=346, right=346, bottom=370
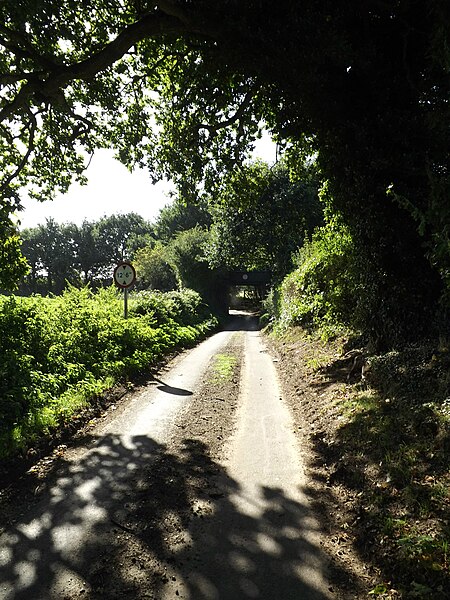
left=0, top=313, right=332, bottom=600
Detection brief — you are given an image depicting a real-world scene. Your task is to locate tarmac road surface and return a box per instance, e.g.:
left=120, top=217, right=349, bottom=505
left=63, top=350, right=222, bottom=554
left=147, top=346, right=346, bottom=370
left=0, top=313, right=331, bottom=599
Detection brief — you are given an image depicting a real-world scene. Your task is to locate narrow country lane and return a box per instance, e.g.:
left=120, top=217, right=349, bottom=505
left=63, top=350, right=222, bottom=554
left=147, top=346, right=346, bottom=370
left=163, top=324, right=331, bottom=600
left=0, top=314, right=331, bottom=600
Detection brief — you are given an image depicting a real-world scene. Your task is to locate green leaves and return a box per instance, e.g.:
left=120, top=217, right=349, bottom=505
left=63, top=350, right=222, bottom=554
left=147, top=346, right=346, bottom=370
left=206, top=160, right=323, bottom=279
left=0, top=286, right=217, bottom=458
left=0, top=230, right=29, bottom=289
left=134, top=244, right=178, bottom=292
left=276, top=209, right=357, bottom=337
left=19, top=213, right=155, bottom=293
left=368, top=584, right=388, bottom=596
left=0, top=1, right=447, bottom=346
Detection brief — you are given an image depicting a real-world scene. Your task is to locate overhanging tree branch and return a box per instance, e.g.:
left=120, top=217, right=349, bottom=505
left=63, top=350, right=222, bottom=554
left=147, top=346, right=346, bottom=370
left=157, top=0, right=193, bottom=24
left=0, top=24, right=61, bottom=70
left=196, top=89, right=255, bottom=139
left=0, top=11, right=192, bottom=124
left=0, top=108, right=38, bottom=194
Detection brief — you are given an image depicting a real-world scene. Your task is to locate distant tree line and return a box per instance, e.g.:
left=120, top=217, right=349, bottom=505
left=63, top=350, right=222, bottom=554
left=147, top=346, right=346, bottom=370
left=18, top=161, right=323, bottom=308
left=19, top=213, right=154, bottom=294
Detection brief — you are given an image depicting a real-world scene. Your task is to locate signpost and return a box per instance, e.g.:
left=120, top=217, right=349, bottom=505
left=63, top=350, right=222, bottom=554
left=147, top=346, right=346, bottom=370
left=113, top=261, right=136, bottom=318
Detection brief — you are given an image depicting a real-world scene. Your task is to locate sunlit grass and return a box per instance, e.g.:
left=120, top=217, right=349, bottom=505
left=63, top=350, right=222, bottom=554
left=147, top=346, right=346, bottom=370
left=211, top=353, right=237, bottom=383
left=0, top=287, right=217, bottom=459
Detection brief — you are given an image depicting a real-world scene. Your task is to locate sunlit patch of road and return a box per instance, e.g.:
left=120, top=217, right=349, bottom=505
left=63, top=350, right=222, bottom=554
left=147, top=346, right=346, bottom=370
left=163, top=326, right=331, bottom=600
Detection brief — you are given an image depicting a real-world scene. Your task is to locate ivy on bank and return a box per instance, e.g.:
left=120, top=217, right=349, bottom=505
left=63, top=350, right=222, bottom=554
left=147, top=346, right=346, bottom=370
left=0, top=286, right=217, bottom=459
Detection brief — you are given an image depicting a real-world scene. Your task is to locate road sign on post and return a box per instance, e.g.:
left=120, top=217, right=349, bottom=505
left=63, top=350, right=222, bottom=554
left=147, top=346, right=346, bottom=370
left=113, top=262, right=136, bottom=318
left=113, top=262, right=136, bottom=289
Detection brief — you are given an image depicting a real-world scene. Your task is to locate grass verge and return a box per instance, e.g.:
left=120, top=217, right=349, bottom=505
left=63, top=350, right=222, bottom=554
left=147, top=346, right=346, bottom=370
left=211, top=353, right=238, bottom=383
left=267, top=326, right=450, bottom=599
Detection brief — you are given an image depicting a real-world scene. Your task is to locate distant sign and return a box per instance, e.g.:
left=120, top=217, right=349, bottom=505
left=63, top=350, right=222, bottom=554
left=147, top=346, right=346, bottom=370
left=113, top=262, right=136, bottom=289
left=226, top=271, right=272, bottom=286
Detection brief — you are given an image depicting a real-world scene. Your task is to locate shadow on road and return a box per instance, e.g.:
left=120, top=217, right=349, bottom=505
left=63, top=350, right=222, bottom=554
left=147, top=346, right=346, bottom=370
left=153, top=378, right=193, bottom=396
left=0, top=432, right=344, bottom=599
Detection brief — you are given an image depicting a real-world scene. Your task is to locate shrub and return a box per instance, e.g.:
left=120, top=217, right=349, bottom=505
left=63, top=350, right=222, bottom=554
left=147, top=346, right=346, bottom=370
left=0, top=286, right=217, bottom=458
left=133, top=245, right=178, bottom=292
left=128, top=288, right=209, bottom=325
left=276, top=215, right=359, bottom=337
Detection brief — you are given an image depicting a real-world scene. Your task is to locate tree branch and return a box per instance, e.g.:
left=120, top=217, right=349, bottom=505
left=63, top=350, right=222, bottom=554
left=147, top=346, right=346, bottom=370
left=0, top=71, right=47, bottom=84
left=0, top=25, right=59, bottom=70
left=196, top=89, right=255, bottom=138
left=0, top=11, right=191, bottom=124
left=0, top=109, right=37, bottom=193
left=157, top=0, right=192, bottom=24
left=67, top=112, right=93, bottom=144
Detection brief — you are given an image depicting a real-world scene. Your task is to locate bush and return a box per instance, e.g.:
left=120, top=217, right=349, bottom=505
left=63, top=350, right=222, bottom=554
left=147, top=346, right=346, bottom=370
left=276, top=215, right=359, bottom=337
left=0, top=286, right=217, bottom=458
left=133, top=245, right=178, bottom=292
left=128, top=288, right=209, bottom=325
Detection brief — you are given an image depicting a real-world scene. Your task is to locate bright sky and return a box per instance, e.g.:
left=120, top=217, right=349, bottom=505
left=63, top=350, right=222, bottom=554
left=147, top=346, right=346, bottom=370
left=17, top=134, right=276, bottom=230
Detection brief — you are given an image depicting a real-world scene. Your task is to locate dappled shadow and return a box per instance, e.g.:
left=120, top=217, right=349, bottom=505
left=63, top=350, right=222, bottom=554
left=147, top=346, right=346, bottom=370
left=0, top=433, right=338, bottom=599
left=301, top=350, right=450, bottom=598
left=171, top=440, right=331, bottom=599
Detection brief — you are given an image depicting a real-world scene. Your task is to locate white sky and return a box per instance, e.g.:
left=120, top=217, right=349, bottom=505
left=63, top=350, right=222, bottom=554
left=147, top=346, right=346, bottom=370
left=17, top=133, right=276, bottom=229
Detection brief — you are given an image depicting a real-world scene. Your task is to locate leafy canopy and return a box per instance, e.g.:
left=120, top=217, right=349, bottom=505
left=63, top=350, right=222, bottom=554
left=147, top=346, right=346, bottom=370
left=0, top=1, right=449, bottom=344
left=205, top=160, right=322, bottom=279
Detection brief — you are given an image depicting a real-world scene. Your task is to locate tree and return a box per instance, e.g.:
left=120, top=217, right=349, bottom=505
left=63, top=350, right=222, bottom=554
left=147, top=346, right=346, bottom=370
left=167, top=226, right=226, bottom=311
left=154, top=197, right=212, bottom=244
left=167, top=226, right=209, bottom=289
left=31, top=218, right=77, bottom=293
left=93, top=213, right=154, bottom=276
left=19, top=214, right=154, bottom=293
left=206, top=161, right=322, bottom=279
left=69, top=220, right=102, bottom=285
left=1, top=1, right=449, bottom=345
left=134, top=244, right=178, bottom=292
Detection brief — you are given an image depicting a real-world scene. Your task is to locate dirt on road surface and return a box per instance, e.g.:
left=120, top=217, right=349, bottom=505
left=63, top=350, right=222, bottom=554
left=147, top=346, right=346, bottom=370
left=0, top=313, right=357, bottom=599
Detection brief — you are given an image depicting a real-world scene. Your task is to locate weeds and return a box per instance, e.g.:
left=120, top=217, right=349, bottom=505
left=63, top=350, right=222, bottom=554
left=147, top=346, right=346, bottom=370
left=331, top=345, right=450, bottom=593
left=211, top=353, right=237, bottom=383
left=270, top=325, right=450, bottom=596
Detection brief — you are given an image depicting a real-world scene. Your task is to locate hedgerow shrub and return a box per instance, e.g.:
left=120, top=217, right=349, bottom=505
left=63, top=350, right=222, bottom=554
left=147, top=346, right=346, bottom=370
left=128, top=288, right=209, bottom=325
left=276, top=214, right=359, bottom=338
left=0, top=286, right=217, bottom=458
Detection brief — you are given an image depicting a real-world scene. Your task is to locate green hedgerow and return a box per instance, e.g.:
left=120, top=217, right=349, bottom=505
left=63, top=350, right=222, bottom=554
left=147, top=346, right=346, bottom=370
left=275, top=213, right=359, bottom=338
left=0, top=286, right=217, bottom=458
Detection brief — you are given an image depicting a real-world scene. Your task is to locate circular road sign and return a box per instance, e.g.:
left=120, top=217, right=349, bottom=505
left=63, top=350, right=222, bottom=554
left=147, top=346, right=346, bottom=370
left=113, top=262, right=136, bottom=289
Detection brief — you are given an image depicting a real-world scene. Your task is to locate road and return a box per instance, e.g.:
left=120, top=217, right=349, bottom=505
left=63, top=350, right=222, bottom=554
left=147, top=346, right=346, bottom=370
left=0, top=314, right=331, bottom=599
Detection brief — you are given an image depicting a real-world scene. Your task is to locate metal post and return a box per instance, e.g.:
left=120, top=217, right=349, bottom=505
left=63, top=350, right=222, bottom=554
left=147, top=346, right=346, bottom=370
left=124, top=287, right=128, bottom=319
